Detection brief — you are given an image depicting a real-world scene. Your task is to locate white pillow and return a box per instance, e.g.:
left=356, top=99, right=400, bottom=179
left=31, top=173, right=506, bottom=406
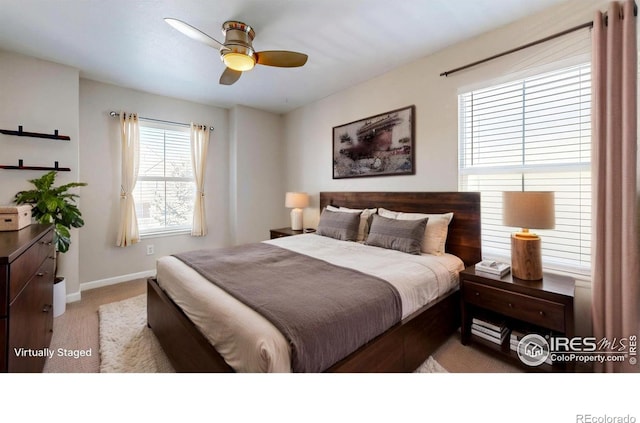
left=378, top=208, right=453, bottom=256
left=325, top=206, right=377, bottom=242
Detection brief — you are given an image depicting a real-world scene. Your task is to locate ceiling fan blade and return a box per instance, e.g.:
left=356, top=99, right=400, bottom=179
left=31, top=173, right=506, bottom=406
left=255, top=51, right=308, bottom=67
left=164, top=18, right=225, bottom=50
left=220, top=67, right=242, bottom=85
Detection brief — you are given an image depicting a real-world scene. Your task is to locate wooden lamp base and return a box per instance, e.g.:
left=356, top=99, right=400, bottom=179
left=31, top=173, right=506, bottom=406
left=511, top=234, right=543, bottom=280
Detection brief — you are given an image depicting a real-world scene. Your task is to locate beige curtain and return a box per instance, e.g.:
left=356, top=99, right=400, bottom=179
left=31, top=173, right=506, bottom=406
left=591, top=0, right=639, bottom=372
left=190, top=123, right=210, bottom=236
left=116, top=113, right=141, bottom=247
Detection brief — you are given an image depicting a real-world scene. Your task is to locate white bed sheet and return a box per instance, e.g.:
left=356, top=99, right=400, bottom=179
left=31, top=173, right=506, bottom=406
left=156, top=233, right=464, bottom=373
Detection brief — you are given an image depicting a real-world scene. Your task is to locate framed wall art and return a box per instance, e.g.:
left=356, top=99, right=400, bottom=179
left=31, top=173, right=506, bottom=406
left=332, top=105, right=415, bottom=179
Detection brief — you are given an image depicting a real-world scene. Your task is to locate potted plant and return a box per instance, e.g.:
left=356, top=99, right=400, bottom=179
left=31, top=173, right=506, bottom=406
left=14, top=171, right=87, bottom=315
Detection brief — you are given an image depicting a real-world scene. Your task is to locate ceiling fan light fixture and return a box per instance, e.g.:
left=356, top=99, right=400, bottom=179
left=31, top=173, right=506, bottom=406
left=222, top=52, right=256, bottom=71
left=166, top=17, right=307, bottom=85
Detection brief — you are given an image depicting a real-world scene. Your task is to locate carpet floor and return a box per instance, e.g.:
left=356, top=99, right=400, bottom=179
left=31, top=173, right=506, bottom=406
left=43, top=279, right=146, bottom=373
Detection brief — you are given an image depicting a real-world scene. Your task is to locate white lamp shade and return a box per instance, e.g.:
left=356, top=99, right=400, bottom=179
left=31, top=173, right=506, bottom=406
left=503, top=191, right=555, bottom=230
left=285, top=192, right=309, bottom=209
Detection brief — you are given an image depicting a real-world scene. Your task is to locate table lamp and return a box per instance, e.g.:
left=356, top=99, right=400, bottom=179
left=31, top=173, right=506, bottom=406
left=503, top=191, right=555, bottom=280
left=285, top=192, right=309, bottom=230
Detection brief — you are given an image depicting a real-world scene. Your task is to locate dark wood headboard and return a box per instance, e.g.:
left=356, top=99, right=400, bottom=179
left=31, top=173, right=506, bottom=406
left=319, top=191, right=481, bottom=267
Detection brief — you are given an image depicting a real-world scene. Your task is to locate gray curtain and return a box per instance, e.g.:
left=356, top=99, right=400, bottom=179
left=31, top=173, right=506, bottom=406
left=591, top=0, right=639, bottom=372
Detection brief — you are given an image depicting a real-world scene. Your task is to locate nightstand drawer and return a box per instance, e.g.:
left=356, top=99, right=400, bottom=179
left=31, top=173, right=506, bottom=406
left=269, top=227, right=305, bottom=239
left=463, top=281, right=565, bottom=332
left=270, top=231, right=288, bottom=239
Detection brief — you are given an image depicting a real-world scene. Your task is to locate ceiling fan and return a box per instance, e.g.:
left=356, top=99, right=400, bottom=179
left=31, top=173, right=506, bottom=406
left=165, top=18, right=308, bottom=86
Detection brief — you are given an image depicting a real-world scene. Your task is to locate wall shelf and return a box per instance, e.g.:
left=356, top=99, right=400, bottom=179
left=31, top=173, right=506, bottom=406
left=0, top=125, right=70, bottom=141
left=0, top=160, right=70, bottom=172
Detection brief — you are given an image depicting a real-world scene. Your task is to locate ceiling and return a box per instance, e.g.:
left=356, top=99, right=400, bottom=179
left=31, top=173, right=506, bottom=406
left=0, top=0, right=569, bottom=114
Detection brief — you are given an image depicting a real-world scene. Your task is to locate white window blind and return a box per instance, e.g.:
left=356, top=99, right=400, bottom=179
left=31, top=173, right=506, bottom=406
left=133, top=125, right=194, bottom=236
left=458, top=63, right=591, bottom=274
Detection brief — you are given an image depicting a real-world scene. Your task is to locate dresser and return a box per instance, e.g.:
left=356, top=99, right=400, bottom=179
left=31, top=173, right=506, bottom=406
left=0, top=224, right=55, bottom=372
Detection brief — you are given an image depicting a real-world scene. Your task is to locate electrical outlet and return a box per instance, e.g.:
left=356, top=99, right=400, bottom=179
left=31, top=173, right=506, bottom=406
left=146, top=244, right=154, bottom=255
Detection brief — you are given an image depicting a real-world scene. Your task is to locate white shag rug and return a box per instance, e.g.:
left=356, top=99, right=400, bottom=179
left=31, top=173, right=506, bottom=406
left=98, top=294, right=175, bottom=373
left=414, top=356, right=449, bottom=373
left=98, top=294, right=448, bottom=373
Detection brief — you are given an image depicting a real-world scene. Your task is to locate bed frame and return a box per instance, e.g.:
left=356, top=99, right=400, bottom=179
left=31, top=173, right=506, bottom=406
left=147, top=191, right=481, bottom=372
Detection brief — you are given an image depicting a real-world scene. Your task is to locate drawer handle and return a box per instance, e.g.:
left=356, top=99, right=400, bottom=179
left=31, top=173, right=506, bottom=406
left=539, top=311, right=545, bottom=316
left=42, top=305, right=50, bottom=313
left=508, top=303, right=513, bottom=308
left=474, top=292, right=480, bottom=296
left=37, top=272, right=44, bottom=277
left=40, top=241, right=53, bottom=246
left=49, top=256, right=55, bottom=260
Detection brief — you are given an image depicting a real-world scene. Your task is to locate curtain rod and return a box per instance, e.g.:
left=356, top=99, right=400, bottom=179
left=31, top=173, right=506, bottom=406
left=441, top=2, right=638, bottom=77
left=439, top=21, right=593, bottom=77
left=109, top=111, right=214, bottom=131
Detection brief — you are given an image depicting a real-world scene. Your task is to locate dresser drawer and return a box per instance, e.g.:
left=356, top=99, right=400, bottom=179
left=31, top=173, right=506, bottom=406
left=11, top=256, right=54, bottom=306
left=463, top=281, right=565, bottom=332
left=0, top=317, right=6, bottom=372
left=35, top=230, right=54, bottom=265
left=9, top=232, right=54, bottom=303
left=0, top=265, right=6, bottom=316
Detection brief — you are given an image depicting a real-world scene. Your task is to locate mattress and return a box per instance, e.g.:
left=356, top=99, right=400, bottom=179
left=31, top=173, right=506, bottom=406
left=156, top=233, right=464, bottom=372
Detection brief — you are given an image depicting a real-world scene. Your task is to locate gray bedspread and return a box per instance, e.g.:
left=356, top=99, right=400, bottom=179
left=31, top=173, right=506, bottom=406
left=173, top=242, right=402, bottom=372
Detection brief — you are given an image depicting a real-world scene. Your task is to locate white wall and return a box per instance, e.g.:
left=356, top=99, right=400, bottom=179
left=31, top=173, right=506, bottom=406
left=284, top=0, right=603, bottom=230
left=0, top=50, right=81, bottom=296
left=229, top=105, right=286, bottom=244
left=0, top=56, right=284, bottom=297
left=282, top=0, right=609, bottom=337
left=78, top=79, right=230, bottom=288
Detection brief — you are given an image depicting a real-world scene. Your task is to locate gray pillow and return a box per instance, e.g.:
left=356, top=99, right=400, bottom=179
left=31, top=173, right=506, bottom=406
left=365, top=214, right=428, bottom=255
left=316, top=209, right=360, bottom=241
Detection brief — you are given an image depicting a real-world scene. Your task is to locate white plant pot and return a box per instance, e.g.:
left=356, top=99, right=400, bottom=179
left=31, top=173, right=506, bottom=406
left=53, top=277, right=66, bottom=317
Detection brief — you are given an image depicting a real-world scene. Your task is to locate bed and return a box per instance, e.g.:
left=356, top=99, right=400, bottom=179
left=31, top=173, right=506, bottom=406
left=147, top=191, right=481, bottom=372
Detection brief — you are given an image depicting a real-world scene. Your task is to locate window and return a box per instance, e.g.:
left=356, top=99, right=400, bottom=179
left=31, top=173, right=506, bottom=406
left=458, top=63, right=591, bottom=274
left=133, top=124, right=194, bottom=236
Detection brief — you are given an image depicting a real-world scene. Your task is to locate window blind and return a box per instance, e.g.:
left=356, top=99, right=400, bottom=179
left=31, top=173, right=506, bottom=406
left=134, top=125, right=194, bottom=235
left=458, top=63, right=591, bottom=274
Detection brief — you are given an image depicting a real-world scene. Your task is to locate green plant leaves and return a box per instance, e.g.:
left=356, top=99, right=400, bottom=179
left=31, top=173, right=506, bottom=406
left=13, top=171, right=87, bottom=255
left=55, top=223, right=71, bottom=253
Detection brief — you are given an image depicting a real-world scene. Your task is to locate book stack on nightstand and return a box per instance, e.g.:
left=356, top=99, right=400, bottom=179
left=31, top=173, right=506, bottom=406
left=471, top=317, right=509, bottom=346
left=509, top=329, right=525, bottom=352
left=475, top=260, right=511, bottom=277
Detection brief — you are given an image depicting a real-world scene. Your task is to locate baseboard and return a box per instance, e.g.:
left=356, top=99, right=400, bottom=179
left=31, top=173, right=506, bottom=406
left=80, top=269, right=156, bottom=293
left=66, top=291, right=82, bottom=303
left=66, top=270, right=156, bottom=303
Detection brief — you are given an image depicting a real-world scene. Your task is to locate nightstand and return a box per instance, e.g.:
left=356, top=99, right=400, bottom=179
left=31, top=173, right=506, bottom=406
left=269, top=227, right=314, bottom=239
left=460, top=265, right=575, bottom=370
